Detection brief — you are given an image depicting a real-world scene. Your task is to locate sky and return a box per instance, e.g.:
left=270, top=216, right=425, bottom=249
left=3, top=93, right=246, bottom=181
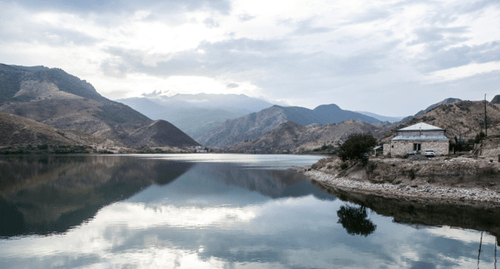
left=1, top=0, right=500, bottom=116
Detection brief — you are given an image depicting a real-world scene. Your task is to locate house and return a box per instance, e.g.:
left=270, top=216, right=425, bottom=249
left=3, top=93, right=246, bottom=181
left=383, top=122, right=449, bottom=156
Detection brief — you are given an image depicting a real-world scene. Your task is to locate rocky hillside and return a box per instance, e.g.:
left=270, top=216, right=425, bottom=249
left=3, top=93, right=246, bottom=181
left=492, top=94, right=500, bottom=104
left=381, top=100, right=500, bottom=143
left=225, top=120, right=384, bottom=154
left=124, top=120, right=200, bottom=147
left=199, top=104, right=380, bottom=148
left=399, top=98, right=462, bottom=124
left=0, top=111, right=75, bottom=146
left=0, top=64, right=198, bottom=148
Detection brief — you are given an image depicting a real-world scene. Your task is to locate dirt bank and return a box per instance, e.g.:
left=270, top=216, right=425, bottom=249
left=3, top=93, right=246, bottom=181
left=304, top=156, right=500, bottom=206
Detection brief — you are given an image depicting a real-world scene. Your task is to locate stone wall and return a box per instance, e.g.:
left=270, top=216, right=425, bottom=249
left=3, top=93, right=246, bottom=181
left=383, top=144, right=391, bottom=155
left=386, top=140, right=449, bottom=156
left=390, top=141, right=413, bottom=156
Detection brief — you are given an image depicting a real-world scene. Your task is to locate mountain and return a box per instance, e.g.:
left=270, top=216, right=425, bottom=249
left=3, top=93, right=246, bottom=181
left=356, top=111, right=403, bottom=123
left=492, top=95, right=500, bottom=104
left=159, top=93, right=273, bottom=113
left=124, top=120, right=200, bottom=147
left=381, top=100, right=500, bottom=143
left=225, top=120, right=384, bottom=154
left=399, top=98, right=462, bottom=124
left=116, top=93, right=272, bottom=140
left=0, top=64, right=198, bottom=148
left=0, top=111, right=76, bottom=146
left=198, top=104, right=380, bottom=148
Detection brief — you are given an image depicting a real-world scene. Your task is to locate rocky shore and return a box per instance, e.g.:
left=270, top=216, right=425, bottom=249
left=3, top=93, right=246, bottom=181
left=303, top=156, right=500, bottom=206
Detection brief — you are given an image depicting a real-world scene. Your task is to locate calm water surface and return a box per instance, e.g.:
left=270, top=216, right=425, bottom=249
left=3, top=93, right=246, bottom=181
left=0, top=154, right=498, bottom=268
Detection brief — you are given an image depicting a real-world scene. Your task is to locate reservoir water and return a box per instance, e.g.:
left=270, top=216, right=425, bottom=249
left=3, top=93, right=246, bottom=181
left=0, top=154, right=498, bottom=268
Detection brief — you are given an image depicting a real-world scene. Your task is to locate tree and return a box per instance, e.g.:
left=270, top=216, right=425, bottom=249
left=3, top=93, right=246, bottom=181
left=338, top=133, right=377, bottom=162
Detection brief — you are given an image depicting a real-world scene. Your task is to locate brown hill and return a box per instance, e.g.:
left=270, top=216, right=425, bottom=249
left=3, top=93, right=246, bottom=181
left=199, top=104, right=380, bottom=148
left=492, top=94, right=500, bottom=104
left=0, top=64, right=198, bottom=148
left=0, top=112, right=74, bottom=146
left=124, top=120, right=201, bottom=147
left=226, top=120, right=383, bottom=153
left=381, top=100, right=500, bottom=143
left=0, top=111, right=115, bottom=147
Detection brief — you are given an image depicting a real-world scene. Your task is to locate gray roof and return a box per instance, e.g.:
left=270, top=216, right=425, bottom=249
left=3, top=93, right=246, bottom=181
left=392, top=135, right=449, bottom=141
left=398, top=122, right=444, bottom=131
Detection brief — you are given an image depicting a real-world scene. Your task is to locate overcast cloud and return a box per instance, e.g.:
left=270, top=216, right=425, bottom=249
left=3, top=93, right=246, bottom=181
left=1, top=0, right=499, bottom=115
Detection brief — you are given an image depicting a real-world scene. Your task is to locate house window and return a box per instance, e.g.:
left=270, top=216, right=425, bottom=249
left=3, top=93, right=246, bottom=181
left=413, top=143, right=421, bottom=151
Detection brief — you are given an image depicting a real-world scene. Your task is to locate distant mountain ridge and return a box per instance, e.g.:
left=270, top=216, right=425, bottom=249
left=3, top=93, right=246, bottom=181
left=117, top=93, right=273, bottom=140
left=399, top=98, right=462, bottom=124
left=198, top=104, right=380, bottom=148
left=0, top=64, right=199, bottom=148
left=356, top=111, right=403, bottom=123
left=225, top=120, right=384, bottom=154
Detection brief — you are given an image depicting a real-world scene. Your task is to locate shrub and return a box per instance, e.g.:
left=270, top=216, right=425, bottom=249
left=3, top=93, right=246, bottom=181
left=340, top=162, right=349, bottom=170
left=338, top=133, right=377, bottom=162
left=367, top=162, right=377, bottom=174
left=409, top=169, right=416, bottom=180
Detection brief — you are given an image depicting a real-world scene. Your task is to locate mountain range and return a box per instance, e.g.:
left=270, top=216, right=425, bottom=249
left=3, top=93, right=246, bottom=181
left=225, top=120, right=384, bottom=154
left=117, top=93, right=272, bottom=140
left=198, top=104, right=380, bottom=148
left=0, top=64, right=199, bottom=149
left=2, top=63, right=499, bottom=154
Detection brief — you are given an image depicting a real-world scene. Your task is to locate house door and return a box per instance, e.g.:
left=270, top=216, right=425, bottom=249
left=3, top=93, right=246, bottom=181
left=413, top=143, right=421, bottom=152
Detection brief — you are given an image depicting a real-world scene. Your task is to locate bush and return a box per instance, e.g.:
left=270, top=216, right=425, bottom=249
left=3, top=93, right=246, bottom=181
left=409, top=169, right=416, bottom=180
left=475, top=131, right=486, bottom=143
left=338, top=133, right=377, bottom=162
left=340, top=162, right=349, bottom=170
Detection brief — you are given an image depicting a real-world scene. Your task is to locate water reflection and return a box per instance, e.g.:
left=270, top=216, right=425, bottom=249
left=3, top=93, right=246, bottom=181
left=0, top=155, right=331, bottom=238
left=337, top=205, right=377, bottom=237
left=1, top=155, right=499, bottom=268
left=314, top=180, right=500, bottom=245
left=0, top=155, right=194, bottom=238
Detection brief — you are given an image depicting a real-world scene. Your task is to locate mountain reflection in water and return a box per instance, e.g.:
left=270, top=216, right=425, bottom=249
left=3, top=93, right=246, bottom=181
left=0, top=155, right=194, bottom=237
left=0, top=154, right=499, bottom=269
left=0, top=155, right=331, bottom=238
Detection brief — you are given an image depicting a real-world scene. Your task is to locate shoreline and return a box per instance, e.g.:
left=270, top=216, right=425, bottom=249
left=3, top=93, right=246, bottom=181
left=301, top=156, right=500, bottom=207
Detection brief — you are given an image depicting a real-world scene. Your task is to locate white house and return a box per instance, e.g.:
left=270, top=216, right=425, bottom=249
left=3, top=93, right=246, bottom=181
left=383, top=122, right=449, bottom=156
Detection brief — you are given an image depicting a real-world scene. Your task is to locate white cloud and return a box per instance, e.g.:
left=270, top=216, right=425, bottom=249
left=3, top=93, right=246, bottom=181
left=424, top=61, right=500, bottom=83
left=1, top=0, right=500, bottom=115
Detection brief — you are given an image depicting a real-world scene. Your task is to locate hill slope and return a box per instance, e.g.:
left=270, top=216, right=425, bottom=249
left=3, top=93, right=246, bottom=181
left=381, top=100, right=500, bottom=143
left=0, top=64, right=198, bottom=148
left=225, top=120, right=383, bottom=153
left=124, top=120, right=200, bottom=147
left=199, top=104, right=380, bottom=148
left=399, top=98, right=462, bottom=124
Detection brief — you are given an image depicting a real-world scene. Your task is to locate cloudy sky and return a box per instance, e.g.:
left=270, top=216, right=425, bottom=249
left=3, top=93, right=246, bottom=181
left=1, top=0, right=499, bottom=115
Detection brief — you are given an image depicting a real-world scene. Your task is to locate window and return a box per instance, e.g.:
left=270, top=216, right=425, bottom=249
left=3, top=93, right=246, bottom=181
left=413, top=143, right=421, bottom=151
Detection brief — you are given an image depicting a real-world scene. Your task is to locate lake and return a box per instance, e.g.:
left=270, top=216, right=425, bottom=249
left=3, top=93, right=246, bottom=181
left=0, top=154, right=498, bottom=268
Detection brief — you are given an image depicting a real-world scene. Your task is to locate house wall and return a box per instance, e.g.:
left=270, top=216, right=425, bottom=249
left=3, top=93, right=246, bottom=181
left=389, top=140, right=449, bottom=156
left=390, top=141, right=413, bottom=156
left=383, top=144, right=391, bottom=155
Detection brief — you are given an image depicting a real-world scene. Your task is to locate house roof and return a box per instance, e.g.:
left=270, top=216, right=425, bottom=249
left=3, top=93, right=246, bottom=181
left=392, top=135, right=449, bottom=141
left=398, top=122, right=444, bottom=131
